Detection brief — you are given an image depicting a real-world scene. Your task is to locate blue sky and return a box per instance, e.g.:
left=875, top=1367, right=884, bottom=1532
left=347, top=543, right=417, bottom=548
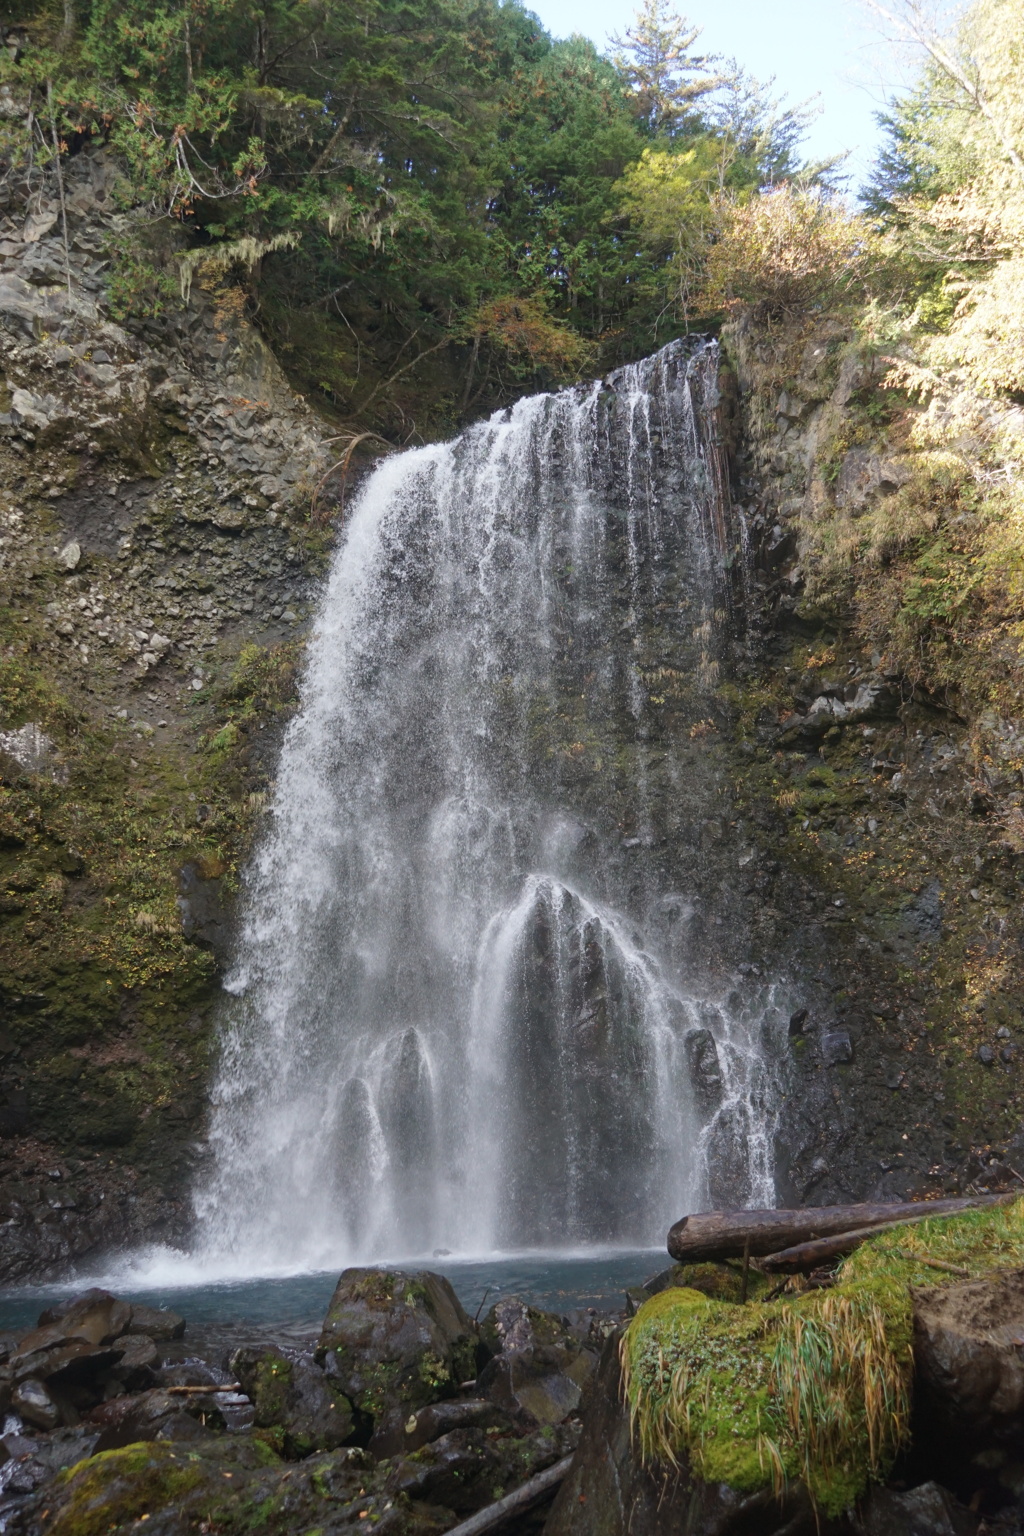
left=526, top=0, right=907, bottom=190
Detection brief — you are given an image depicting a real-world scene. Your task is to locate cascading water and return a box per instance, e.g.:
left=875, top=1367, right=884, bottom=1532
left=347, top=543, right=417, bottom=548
left=195, top=338, right=779, bottom=1272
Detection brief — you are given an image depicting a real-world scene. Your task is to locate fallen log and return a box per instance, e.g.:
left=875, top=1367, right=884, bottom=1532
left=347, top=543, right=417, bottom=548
left=441, top=1455, right=574, bottom=1536
left=667, top=1194, right=1016, bottom=1264
left=760, top=1193, right=1018, bottom=1273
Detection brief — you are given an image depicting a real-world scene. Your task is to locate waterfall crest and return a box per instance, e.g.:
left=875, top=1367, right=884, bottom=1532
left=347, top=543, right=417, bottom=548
left=196, top=338, right=778, bottom=1270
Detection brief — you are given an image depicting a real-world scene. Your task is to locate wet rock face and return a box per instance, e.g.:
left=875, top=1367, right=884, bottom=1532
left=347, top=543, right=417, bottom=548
left=476, top=1299, right=597, bottom=1429
left=315, top=1269, right=478, bottom=1424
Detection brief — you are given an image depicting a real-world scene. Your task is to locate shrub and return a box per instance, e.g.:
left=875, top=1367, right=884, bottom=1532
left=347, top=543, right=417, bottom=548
left=699, top=186, right=881, bottom=316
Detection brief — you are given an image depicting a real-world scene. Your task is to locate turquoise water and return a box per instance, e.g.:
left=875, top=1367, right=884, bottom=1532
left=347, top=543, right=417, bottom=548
left=0, top=1251, right=665, bottom=1339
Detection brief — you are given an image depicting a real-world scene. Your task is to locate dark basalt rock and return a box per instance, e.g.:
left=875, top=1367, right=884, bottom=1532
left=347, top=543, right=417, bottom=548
left=368, top=1396, right=512, bottom=1460
left=853, top=1482, right=977, bottom=1536
left=386, top=1421, right=579, bottom=1518
left=684, top=1029, right=724, bottom=1115
left=89, top=1389, right=217, bottom=1451
left=231, top=1344, right=355, bottom=1457
left=315, top=1268, right=477, bottom=1425
left=476, top=1298, right=597, bottom=1428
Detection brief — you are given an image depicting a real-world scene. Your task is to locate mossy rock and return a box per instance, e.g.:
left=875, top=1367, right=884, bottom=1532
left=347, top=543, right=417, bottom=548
left=230, top=1344, right=356, bottom=1458
left=14, top=1437, right=448, bottom=1536
left=315, top=1269, right=477, bottom=1424
left=621, top=1199, right=1024, bottom=1518
left=643, top=1261, right=764, bottom=1304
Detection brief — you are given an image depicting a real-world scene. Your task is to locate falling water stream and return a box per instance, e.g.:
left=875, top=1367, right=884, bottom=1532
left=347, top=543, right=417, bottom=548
left=189, top=337, right=780, bottom=1276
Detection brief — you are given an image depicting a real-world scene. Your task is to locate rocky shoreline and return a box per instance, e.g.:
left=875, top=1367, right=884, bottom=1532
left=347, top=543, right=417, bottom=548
left=0, top=1269, right=617, bottom=1536
left=3, top=1218, right=1024, bottom=1536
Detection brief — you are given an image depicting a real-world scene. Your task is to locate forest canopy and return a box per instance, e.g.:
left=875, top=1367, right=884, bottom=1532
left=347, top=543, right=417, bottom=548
left=0, top=0, right=825, bottom=433
left=1, top=0, right=1021, bottom=457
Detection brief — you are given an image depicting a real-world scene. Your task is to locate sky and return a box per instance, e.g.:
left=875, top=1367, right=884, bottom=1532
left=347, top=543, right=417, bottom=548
left=525, top=0, right=912, bottom=192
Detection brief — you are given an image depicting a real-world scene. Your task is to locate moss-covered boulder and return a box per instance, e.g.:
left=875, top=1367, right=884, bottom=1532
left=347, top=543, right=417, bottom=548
left=230, top=1344, right=356, bottom=1457
left=315, top=1269, right=477, bottom=1426
left=550, top=1201, right=1024, bottom=1534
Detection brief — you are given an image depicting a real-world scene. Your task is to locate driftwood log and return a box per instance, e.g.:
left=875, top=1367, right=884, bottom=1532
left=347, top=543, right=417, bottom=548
left=442, top=1455, right=574, bottom=1536
left=759, top=1193, right=1018, bottom=1272
left=667, top=1194, right=1016, bottom=1265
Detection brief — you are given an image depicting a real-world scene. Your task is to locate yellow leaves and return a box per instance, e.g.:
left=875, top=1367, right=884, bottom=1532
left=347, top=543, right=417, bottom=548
left=615, top=142, right=725, bottom=249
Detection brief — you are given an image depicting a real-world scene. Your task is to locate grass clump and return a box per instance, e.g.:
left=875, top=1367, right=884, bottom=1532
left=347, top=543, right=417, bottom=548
left=621, top=1280, right=912, bottom=1516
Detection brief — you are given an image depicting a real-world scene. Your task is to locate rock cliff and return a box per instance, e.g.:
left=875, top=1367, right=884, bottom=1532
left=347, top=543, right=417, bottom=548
left=0, top=152, right=332, bottom=1278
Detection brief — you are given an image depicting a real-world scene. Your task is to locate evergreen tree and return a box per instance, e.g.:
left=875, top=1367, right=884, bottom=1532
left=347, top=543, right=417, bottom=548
left=609, top=0, right=726, bottom=136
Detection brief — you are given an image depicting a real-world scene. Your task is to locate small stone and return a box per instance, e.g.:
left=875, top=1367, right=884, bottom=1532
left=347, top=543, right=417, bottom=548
left=978, top=1044, right=995, bottom=1065
left=1001, top=1047, right=1016, bottom=1063
left=821, top=1029, right=854, bottom=1067
left=13, top=1377, right=61, bottom=1430
left=57, top=540, right=81, bottom=571
left=91, top=348, right=111, bottom=363
left=970, top=889, right=981, bottom=901
left=191, top=678, right=203, bottom=691
left=997, top=1026, right=1011, bottom=1039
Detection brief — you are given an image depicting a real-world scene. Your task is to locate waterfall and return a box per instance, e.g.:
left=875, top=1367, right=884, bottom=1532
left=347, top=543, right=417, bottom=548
left=195, top=338, right=779, bottom=1271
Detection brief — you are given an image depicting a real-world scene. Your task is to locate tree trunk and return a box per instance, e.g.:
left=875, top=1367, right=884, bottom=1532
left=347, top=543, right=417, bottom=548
left=759, top=1194, right=1018, bottom=1272
left=667, top=1194, right=1016, bottom=1264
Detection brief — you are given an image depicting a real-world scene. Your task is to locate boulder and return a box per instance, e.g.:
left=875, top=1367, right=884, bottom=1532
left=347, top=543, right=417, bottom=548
left=913, top=1266, right=1024, bottom=1452
left=852, top=1482, right=977, bottom=1536
left=125, top=1303, right=185, bottom=1341
left=368, top=1397, right=512, bottom=1460
left=315, top=1269, right=477, bottom=1425
left=477, top=1299, right=597, bottom=1428
left=11, top=1378, right=60, bottom=1431
left=28, top=1289, right=132, bottom=1345
left=230, top=1345, right=355, bottom=1458
left=89, top=1389, right=218, bottom=1451
left=386, top=1422, right=579, bottom=1519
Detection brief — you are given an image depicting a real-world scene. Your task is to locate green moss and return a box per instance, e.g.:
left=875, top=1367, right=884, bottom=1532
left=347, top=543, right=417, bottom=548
left=49, top=1444, right=208, bottom=1536
left=625, top=1276, right=911, bottom=1515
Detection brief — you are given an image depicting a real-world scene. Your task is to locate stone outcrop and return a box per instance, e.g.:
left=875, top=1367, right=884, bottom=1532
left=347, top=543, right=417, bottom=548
left=0, top=148, right=339, bottom=1280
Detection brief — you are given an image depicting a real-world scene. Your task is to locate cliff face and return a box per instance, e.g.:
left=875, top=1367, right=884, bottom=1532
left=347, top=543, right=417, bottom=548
left=718, top=313, right=1024, bottom=1211
left=0, top=151, right=331, bottom=1280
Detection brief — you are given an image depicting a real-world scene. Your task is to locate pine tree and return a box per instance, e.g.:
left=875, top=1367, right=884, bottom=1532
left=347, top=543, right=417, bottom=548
left=609, top=0, right=727, bottom=136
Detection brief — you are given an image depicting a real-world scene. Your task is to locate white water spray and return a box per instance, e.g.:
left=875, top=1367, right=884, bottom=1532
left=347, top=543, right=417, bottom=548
left=193, top=339, right=778, bottom=1274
